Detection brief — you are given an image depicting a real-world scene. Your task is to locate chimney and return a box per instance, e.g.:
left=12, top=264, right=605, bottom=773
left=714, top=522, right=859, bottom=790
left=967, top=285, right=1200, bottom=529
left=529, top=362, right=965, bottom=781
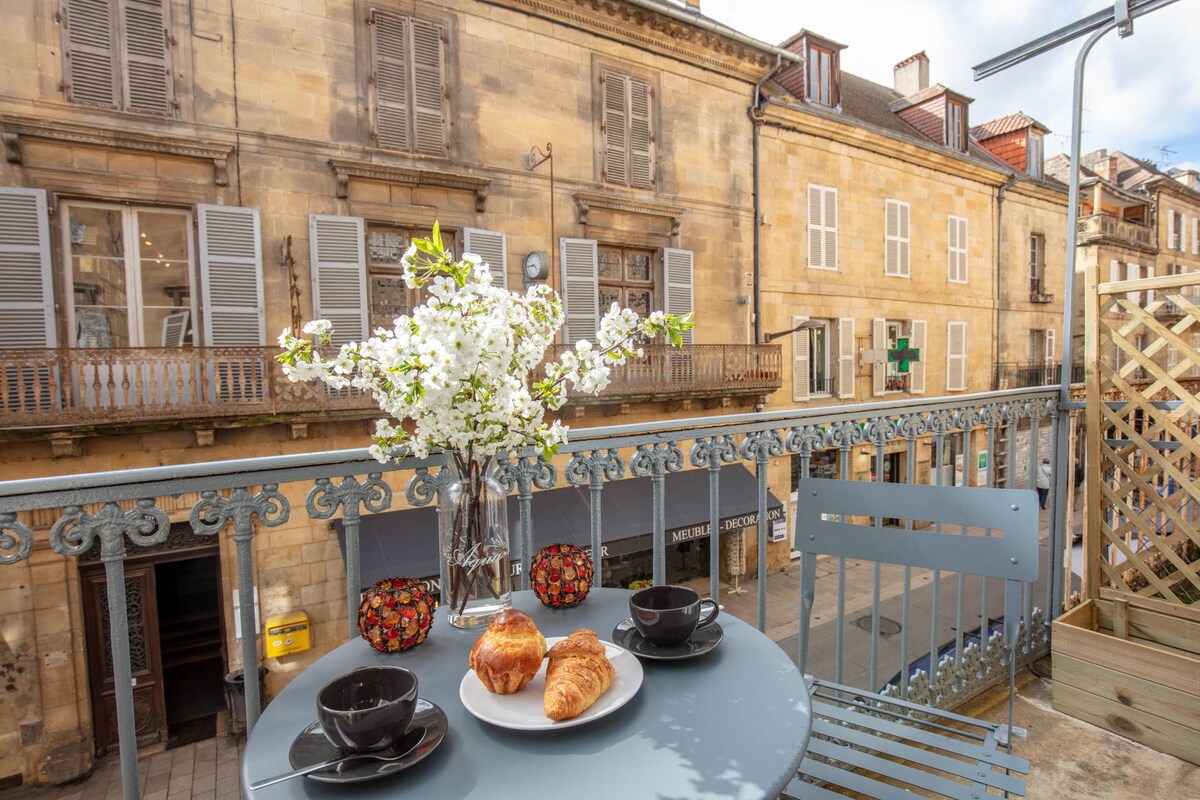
left=894, top=52, right=929, bottom=97
left=684, top=0, right=700, bottom=9
left=1175, top=170, right=1200, bottom=191
left=1099, top=155, right=1121, bottom=183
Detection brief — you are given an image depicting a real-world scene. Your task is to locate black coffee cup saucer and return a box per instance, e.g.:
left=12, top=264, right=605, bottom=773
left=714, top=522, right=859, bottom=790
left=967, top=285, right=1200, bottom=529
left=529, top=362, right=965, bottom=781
left=287, top=698, right=448, bottom=784
left=611, top=618, right=723, bottom=661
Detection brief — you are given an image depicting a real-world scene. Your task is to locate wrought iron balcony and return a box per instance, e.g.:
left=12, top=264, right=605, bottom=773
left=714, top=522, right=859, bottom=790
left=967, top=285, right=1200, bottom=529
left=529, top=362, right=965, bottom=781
left=1075, top=212, right=1155, bottom=248
left=994, top=361, right=1084, bottom=389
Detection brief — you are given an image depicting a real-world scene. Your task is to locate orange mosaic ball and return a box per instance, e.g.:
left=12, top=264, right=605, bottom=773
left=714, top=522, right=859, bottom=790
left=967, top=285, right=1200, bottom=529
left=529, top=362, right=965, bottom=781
left=357, top=577, right=435, bottom=653
left=532, top=543, right=593, bottom=608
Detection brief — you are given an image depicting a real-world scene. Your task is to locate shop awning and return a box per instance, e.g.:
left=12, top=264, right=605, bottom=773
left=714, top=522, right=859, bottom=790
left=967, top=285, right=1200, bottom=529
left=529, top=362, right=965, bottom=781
left=333, top=464, right=784, bottom=590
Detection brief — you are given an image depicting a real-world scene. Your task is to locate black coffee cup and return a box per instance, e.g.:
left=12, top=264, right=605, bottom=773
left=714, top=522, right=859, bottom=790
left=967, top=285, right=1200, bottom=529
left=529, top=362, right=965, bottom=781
left=629, top=585, right=719, bottom=647
left=316, top=666, right=418, bottom=753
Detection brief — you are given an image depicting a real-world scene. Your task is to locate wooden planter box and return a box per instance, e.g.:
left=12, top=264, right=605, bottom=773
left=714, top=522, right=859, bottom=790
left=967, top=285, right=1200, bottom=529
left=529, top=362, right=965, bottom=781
left=1052, top=593, right=1200, bottom=765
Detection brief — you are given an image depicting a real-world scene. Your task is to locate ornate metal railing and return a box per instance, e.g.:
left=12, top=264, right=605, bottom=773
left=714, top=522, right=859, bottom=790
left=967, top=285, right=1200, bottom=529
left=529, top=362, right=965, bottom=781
left=1075, top=212, right=1155, bottom=247
left=0, top=386, right=1067, bottom=799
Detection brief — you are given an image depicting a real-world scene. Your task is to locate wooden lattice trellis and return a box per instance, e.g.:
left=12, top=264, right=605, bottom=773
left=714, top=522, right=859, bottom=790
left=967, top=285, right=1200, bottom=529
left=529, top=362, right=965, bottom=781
left=1084, top=263, right=1200, bottom=604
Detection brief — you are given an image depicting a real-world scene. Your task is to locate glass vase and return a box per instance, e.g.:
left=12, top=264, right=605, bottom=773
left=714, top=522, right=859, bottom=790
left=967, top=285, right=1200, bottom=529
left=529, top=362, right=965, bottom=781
left=439, top=462, right=511, bottom=628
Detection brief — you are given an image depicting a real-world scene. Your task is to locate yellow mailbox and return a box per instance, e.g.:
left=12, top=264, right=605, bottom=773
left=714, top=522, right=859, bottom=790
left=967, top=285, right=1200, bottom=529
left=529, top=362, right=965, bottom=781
left=265, top=611, right=311, bottom=658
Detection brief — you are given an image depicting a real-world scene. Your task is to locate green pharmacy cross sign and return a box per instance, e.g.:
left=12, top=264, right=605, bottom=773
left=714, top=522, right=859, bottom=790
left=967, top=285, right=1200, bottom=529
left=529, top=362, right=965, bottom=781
left=888, top=339, right=920, bottom=373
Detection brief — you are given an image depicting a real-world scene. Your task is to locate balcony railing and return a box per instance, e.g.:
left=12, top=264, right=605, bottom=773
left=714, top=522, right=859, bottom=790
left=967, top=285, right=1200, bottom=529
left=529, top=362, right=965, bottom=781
left=1030, top=276, right=1055, bottom=303
left=0, top=344, right=781, bottom=430
left=995, top=361, right=1084, bottom=389
left=1076, top=212, right=1155, bottom=248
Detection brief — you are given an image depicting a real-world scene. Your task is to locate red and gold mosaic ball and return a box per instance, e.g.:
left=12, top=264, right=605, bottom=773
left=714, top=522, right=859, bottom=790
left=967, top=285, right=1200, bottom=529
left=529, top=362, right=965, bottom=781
left=357, top=577, right=435, bottom=653
left=532, top=543, right=593, bottom=608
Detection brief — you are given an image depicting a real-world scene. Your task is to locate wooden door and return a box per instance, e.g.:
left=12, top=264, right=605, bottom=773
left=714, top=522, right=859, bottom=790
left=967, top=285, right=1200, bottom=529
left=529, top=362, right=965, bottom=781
left=82, top=565, right=167, bottom=754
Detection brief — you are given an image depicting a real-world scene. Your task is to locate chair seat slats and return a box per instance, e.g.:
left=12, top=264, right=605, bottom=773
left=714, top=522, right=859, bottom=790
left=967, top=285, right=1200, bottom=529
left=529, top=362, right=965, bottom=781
left=805, top=736, right=994, bottom=799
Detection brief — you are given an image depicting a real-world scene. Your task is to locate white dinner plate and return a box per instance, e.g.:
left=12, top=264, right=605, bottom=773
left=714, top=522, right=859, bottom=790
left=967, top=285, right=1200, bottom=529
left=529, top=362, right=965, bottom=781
left=459, top=637, right=643, bottom=730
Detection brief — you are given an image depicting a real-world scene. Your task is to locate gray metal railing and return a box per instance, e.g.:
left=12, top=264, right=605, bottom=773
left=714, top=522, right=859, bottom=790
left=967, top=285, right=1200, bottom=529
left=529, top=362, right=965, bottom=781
left=0, top=385, right=1065, bottom=798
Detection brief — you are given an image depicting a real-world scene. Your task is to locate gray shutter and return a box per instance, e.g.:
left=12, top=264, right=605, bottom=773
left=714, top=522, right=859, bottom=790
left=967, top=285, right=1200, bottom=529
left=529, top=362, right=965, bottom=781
left=62, top=0, right=118, bottom=107
left=1168, top=209, right=1177, bottom=250
left=309, top=215, right=367, bottom=346
left=885, top=200, right=899, bottom=276
left=899, top=202, right=910, bottom=276
left=837, top=317, right=854, bottom=399
left=601, top=72, right=628, bottom=186
left=560, top=238, right=598, bottom=343
left=909, top=318, right=926, bottom=394
left=871, top=317, right=886, bottom=397
left=946, top=321, right=967, bottom=391
left=411, top=17, right=445, bottom=156
left=792, top=317, right=810, bottom=402
left=1045, top=329, right=1055, bottom=369
left=662, top=248, right=693, bottom=345
left=629, top=76, right=654, bottom=189
left=463, top=227, right=507, bottom=290
left=823, top=187, right=838, bottom=270
left=957, top=217, right=968, bottom=281
left=198, top=205, right=264, bottom=346
left=372, top=10, right=410, bottom=150
left=808, top=185, right=822, bottom=268
left=120, top=0, right=173, bottom=114
left=947, top=216, right=958, bottom=280
left=0, top=188, right=56, bottom=347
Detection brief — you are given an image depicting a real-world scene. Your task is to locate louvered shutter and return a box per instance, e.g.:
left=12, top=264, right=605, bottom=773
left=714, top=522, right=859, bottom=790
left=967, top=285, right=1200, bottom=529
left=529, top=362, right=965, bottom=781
left=898, top=201, right=910, bottom=276
left=601, top=72, right=628, bottom=186
left=560, top=238, right=598, bottom=343
left=885, top=200, right=898, bottom=275
left=62, top=0, right=118, bottom=107
left=807, top=186, right=823, bottom=268
left=1045, top=329, right=1056, bottom=370
left=1145, top=264, right=1156, bottom=306
left=198, top=205, right=264, bottom=346
left=309, top=215, right=367, bottom=346
left=837, top=317, right=854, bottom=399
left=120, top=0, right=173, bottom=113
left=0, top=188, right=56, bottom=348
left=823, top=187, right=838, bottom=270
left=1168, top=210, right=1177, bottom=250
left=372, top=10, right=411, bottom=150
left=1110, top=259, right=1121, bottom=284
left=946, top=321, right=967, bottom=391
left=464, top=227, right=507, bottom=290
left=663, top=248, right=693, bottom=345
left=629, top=76, right=654, bottom=189
left=411, top=18, right=445, bottom=156
left=909, top=319, right=926, bottom=394
left=1126, top=263, right=1141, bottom=307
left=947, top=216, right=968, bottom=282
left=792, top=317, right=809, bottom=402
left=871, top=317, right=886, bottom=397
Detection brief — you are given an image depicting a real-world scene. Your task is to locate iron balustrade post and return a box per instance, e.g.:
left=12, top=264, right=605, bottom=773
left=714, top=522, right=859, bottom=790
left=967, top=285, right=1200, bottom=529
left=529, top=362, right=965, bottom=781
left=631, top=442, right=684, bottom=587
left=497, top=456, right=556, bottom=590
left=565, top=450, right=624, bottom=583
left=190, top=486, right=289, bottom=734
left=690, top=436, right=738, bottom=600
left=740, top=430, right=783, bottom=629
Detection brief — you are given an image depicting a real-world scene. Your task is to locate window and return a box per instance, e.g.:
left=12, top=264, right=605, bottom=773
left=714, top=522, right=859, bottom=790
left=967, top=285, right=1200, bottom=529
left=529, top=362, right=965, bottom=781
left=884, top=200, right=910, bottom=277
left=598, top=246, right=654, bottom=318
left=808, top=185, right=838, bottom=270
left=885, top=320, right=907, bottom=392
left=808, top=320, right=831, bottom=396
left=1030, top=233, right=1045, bottom=294
left=1027, top=133, right=1043, bottom=178
left=946, top=321, right=968, bottom=391
left=64, top=203, right=195, bottom=348
left=806, top=43, right=837, bottom=107
left=945, top=100, right=965, bottom=151
left=600, top=69, right=655, bottom=189
left=366, top=224, right=424, bottom=331
left=369, top=9, right=447, bottom=155
left=947, top=216, right=968, bottom=283
left=60, top=0, right=174, bottom=114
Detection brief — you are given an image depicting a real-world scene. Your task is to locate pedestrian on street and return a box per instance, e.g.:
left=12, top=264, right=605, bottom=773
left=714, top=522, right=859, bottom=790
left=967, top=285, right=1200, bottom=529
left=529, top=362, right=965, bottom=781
left=1036, top=458, right=1052, bottom=510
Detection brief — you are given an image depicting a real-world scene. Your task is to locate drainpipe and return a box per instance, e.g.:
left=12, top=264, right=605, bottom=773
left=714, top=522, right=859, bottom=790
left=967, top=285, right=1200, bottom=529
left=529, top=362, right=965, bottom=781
left=751, top=56, right=785, bottom=346
left=994, top=174, right=1017, bottom=390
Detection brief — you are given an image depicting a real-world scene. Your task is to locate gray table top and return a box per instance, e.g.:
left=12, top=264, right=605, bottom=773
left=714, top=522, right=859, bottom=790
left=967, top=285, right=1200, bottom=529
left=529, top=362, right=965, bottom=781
left=241, top=588, right=812, bottom=800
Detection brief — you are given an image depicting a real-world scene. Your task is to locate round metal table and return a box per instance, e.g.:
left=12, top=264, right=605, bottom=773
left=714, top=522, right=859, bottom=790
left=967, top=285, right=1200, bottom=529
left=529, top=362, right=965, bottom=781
left=241, top=588, right=811, bottom=800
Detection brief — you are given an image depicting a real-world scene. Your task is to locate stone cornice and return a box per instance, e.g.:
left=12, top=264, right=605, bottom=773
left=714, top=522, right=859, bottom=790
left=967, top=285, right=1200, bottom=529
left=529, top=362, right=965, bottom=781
left=573, top=190, right=685, bottom=234
left=0, top=114, right=233, bottom=185
left=483, top=0, right=773, bottom=82
left=328, top=157, right=491, bottom=211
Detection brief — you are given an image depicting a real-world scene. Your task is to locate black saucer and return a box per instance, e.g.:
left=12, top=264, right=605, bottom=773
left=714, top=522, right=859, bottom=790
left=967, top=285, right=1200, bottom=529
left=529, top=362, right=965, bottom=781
left=287, top=698, right=447, bottom=784
left=611, top=618, right=723, bottom=660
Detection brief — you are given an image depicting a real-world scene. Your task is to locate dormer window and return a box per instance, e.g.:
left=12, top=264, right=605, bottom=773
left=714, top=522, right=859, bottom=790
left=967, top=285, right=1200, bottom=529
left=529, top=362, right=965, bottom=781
left=807, top=42, right=838, bottom=106
left=1027, top=132, right=1044, bottom=178
left=777, top=31, right=845, bottom=110
left=946, top=99, right=966, bottom=151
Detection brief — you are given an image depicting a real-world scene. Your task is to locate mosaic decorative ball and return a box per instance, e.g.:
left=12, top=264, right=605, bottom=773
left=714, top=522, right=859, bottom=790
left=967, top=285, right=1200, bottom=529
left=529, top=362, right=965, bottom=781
left=532, top=543, right=593, bottom=608
left=357, top=577, right=435, bottom=653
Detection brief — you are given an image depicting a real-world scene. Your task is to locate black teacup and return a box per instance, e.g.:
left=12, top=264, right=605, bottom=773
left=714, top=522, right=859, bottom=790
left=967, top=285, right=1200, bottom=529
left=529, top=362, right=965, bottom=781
left=316, top=666, right=418, bottom=754
left=629, top=585, right=719, bottom=647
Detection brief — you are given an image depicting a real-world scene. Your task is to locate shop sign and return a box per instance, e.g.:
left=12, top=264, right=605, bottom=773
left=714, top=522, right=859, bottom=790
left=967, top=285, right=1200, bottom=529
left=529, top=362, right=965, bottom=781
left=668, top=506, right=785, bottom=546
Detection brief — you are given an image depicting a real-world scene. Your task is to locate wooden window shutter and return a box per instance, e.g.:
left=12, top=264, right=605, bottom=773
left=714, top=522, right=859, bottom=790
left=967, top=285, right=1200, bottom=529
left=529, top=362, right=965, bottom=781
left=0, top=188, right=57, bottom=348
left=309, top=215, right=368, bottom=346
left=823, top=187, right=838, bottom=270
left=628, top=76, right=654, bottom=189
left=1193, top=218, right=1199, bottom=255
left=62, top=0, right=118, bottom=108
left=372, top=10, right=411, bottom=151
left=909, top=319, right=926, bottom=394
left=663, top=248, right=693, bottom=345
left=837, top=317, right=854, bottom=399
left=1145, top=264, right=1156, bottom=306
left=198, top=205, right=265, bottom=346
left=959, top=217, right=968, bottom=281
left=807, top=185, right=823, bottom=268
left=899, top=202, right=910, bottom=276
left=1045, top=329, right=1055, bottom=367
left=119, top=0, right=173, bottom=114
left=885, top=200, right=908, bottom=277
left=410, top=17, right=446, bottom=156
left=559, top=238, right=598, bottom=343
left=464, top=227, right=507, bottom=290
left=601, top=72, right=628, bottom=186
left=871, top=317, right=886, bottom=396
left=1110, top=259, right=1121, bottom=284
left=1168, top=209, right=1177, bottom=250
left=792, top=316, right=810, bottom=402
left=946, top=321, right=967, bottom=391
left=948, top=216, right=967, bottom=282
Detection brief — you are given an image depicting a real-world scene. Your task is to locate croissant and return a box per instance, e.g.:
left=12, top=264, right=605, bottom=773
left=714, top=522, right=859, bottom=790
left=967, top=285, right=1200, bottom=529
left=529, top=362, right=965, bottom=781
left=468, top=609, right=547, bottom=694
left=543, top=629, right=616, bottom=721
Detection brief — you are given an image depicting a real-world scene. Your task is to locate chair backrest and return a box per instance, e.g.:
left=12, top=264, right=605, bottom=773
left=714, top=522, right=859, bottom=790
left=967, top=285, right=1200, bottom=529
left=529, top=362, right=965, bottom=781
left=794, top=478, right=1039, bottom=675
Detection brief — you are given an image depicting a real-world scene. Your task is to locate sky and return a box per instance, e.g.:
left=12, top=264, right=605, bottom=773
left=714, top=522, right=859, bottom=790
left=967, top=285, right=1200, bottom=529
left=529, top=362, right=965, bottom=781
left=701, top=0, right=1200, bottom=173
